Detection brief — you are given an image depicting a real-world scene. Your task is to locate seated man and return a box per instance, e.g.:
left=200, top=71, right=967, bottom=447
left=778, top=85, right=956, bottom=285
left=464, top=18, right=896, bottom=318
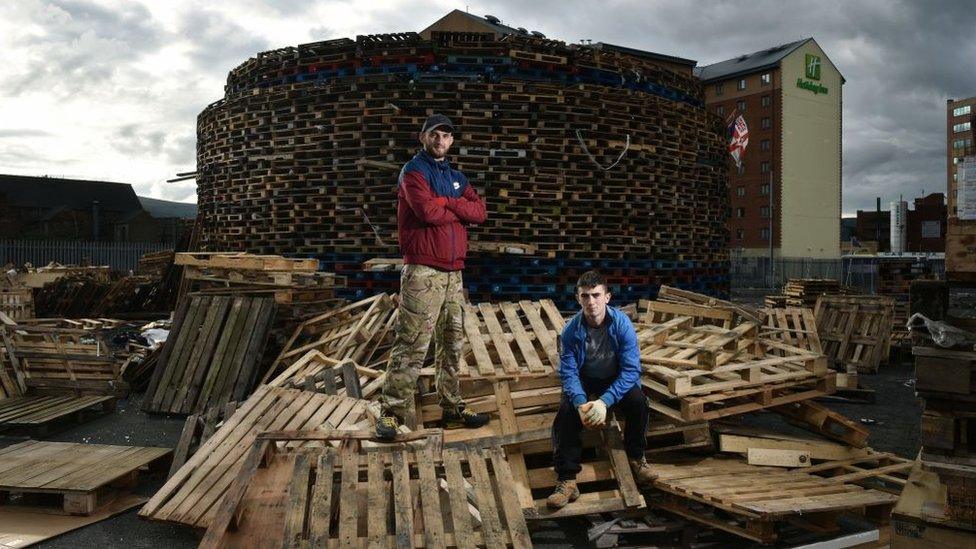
left=547, top=270, right=656, bottom=509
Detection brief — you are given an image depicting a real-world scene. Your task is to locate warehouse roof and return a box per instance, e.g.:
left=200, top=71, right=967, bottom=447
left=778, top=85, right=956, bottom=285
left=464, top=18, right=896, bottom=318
left=0, top=174, right=143, bottom=213
left=138, top=196, right=198, bottom=219
left=696, top=38, right=810, bottom=82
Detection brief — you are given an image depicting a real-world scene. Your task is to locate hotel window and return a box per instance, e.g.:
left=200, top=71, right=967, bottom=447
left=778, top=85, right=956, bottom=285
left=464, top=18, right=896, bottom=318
left=737, top=163, right=746, bottom=175
left=760, top=161, right=770, bottom=173
left=736, top=229, right=744, bottom=240
left=761, top=95, right=771, bottom=107
left=760, top=183, right=770, bottom=195
left=760, top=206, right=771, bottom=218
left=736, top=186, right=745, bottom=197
left=761, top=117, right=771, bottom=129
left=737, top=79, right=746, bottom=90
left=736, top=207, right=745, bottom=218
left=715, top=83, right=724, bottom=96
left=716, top=105, right=725, bottom=116
left=760, top=139, right=770, bottom=151
left=736, top=100, right=746, bottom=113
left=760, top=227, right=770, bottom=240
left=954, top=122, right=971, bottom=133
left=760, top=73, right=771, bottom=85
left=953, top=105, right=971, bottom=117
left=954, top=138, right=973, bottom=149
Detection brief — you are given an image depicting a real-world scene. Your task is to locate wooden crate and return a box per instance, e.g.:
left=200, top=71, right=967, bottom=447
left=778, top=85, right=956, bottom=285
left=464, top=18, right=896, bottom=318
left=814, top=295, right=894, bottom=373
left=1, top=325, right=121, bottom=396
left=267, top=293, right=396, bottom=379
left=143, top=294, right=276, bottom=415
left=761, top=307, right=823, bottom=354
left=646, top=454, right=909, bottom=544
left=200, top=432, right=532, bottom=548
left=140, top=386, right=368, bottom=529
left=0, top=440, right=170, bottom=515
left=459, top=300, right=564, bottom=380
left=913, top=346, right=976, bottom=402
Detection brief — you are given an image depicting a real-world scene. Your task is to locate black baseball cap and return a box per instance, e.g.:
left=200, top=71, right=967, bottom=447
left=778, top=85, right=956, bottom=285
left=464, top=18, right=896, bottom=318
left=421, top=114, right=455, bottom=134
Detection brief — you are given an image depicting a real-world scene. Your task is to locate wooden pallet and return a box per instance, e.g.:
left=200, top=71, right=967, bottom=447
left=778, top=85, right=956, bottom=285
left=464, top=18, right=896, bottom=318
left=175, top=252, right=319, bottom=272
left=267, top=293, right=396, bottom=379
left=459, top=300, right=564, bottom=380
left=814, top=295, right=894, bottom=373
left=645, top=454, right=907, bottom=544
left=0, top=325, right=121, bottom=396
left=0, top=440, right=170, bottom=515
left=638, top=299, right=734, bottom=328
left=201, top=432, right=532, bottom=548
left=0, top=394, right=116, bottom=435
left=656, top=286, right=763, bottom=324
left=635, top=317, right=829, bottom=419
left=140, top=386, right=368, bottom=529
left=761, top=307, right=823, bottom=354
left=266, top=349, right=384, bottom=399
left=771, top=399, right=870, bottom=448
left=143, top=294, right=276, bottom=415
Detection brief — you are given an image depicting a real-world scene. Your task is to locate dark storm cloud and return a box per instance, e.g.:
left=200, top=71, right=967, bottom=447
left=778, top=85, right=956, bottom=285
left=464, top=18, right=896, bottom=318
left=2, top=0, right=166, bottom=97
left=466, top=0, right=976, bottom=213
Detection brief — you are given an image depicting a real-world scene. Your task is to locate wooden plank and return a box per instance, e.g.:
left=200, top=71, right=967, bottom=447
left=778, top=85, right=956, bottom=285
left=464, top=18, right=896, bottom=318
left=465, top=449, right=505, bottom=546
left=746, top=448, right=811, bottom=468
left=442, top=448, right=476, bottom=549
left=308, top=449, right=337, bottom=546
left=280, top=451, right=312, bottom=548
left=366, top=450, right=388, bottom=548
left=416, top=445, right=445, bottom=548
left=486, top=447, right=532, bottom=549
left=337, top=442, right=360, bottom=547
left=478, top=303, right=520, bottom=375
left=390, top=449, right=413, bottom=549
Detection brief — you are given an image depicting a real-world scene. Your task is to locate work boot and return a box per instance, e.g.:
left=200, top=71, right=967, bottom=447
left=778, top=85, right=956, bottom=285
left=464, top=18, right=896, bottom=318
left=546, top=479, right=580, bottom=509
left=375, top=415, right=400, bottom=442
left=442, top=404, right=490, bottom=429
left=629, top=457, right=658, bottom=487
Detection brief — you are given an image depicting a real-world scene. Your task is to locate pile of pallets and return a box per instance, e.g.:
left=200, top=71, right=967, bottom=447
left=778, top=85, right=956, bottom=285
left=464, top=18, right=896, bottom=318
left=900, top=332, right=976, bottom=546
left=193, top=31, right=730, bottom=307
left=0, top=287, right=33, bottom=321
left=765, top=278, right=848, bottom=308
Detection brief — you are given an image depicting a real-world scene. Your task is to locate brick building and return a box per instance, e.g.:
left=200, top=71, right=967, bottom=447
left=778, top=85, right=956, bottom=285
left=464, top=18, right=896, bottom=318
left=698, top=38, right=844, bottom=259
left=947, top=95, right=976, bottom=217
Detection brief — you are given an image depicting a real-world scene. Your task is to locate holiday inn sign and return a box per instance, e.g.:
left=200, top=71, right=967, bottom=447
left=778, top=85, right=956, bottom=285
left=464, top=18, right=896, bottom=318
left=796, top=53, right=828, bottom=95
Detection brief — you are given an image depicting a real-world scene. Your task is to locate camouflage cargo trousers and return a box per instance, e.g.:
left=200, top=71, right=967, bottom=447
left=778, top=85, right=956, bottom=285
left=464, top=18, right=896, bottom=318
left=379, top=264, right=464, bottom=420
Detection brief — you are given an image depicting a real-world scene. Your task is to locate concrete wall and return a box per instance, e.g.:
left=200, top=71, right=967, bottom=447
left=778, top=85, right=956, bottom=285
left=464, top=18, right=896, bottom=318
left=779, top=40, right=843, bottom=258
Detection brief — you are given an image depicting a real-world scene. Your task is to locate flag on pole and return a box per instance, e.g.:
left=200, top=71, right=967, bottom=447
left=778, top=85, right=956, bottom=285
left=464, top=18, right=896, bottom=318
left=728, top=115, right=749, bottom=167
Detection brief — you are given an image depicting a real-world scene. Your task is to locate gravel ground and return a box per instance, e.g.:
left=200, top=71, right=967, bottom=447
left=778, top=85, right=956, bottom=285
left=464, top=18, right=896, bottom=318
left=0, top=334, right=922, bottom=548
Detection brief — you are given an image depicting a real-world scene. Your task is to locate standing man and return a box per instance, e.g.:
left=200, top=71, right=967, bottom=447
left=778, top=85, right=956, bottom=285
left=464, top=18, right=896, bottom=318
left=376, top=114, right=490, bottom=441
left=547, top=271, right=656, bottom=508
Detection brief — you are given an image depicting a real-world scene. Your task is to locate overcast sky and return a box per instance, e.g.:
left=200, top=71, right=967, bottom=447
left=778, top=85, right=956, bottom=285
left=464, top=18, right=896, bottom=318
left=1, top=1, right=973, bottom=214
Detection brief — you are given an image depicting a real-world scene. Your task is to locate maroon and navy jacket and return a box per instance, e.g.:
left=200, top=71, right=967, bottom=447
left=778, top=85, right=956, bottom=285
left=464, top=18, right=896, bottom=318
left=397, top=150, right=487, bottom=271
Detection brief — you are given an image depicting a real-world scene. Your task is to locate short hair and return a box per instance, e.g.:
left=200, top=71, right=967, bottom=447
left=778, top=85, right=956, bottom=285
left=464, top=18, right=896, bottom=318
left=576, top=270, right=610, bottom=293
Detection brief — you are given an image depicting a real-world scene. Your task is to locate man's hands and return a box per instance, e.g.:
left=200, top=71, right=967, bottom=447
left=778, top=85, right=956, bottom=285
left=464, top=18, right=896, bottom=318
left=578, top=399, right=607, bottom=429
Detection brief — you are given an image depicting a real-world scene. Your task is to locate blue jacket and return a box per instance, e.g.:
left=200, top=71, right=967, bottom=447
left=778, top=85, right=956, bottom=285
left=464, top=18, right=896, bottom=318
left=559, top=306, right=642, bottom=408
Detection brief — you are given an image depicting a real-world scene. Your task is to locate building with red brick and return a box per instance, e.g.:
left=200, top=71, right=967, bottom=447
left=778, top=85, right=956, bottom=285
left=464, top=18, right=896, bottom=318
left=947, top=96, right=976, bottom=217
left=699, top=38, right=844, bottom=259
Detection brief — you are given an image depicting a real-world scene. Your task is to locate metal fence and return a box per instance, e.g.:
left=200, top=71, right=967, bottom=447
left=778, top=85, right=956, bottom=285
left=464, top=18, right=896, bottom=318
left=731, top=255, right=946, bottom=292
left=0, top=239, right=170, bottom=272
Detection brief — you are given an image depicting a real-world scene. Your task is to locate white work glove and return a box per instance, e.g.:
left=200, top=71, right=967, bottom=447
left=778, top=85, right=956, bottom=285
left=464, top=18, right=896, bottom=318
left=579, top=399, right=607, bottom=428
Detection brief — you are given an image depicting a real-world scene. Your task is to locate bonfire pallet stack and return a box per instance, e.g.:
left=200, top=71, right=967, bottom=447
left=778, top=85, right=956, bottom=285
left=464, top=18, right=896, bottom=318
left=194, top=31, right=731, bottom=306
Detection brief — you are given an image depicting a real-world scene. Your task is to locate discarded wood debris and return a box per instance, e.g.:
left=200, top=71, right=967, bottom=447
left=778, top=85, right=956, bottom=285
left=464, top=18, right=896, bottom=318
left=814, top=294, right=894, bottom=374
left=458, top=299, right=565, bottom=380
